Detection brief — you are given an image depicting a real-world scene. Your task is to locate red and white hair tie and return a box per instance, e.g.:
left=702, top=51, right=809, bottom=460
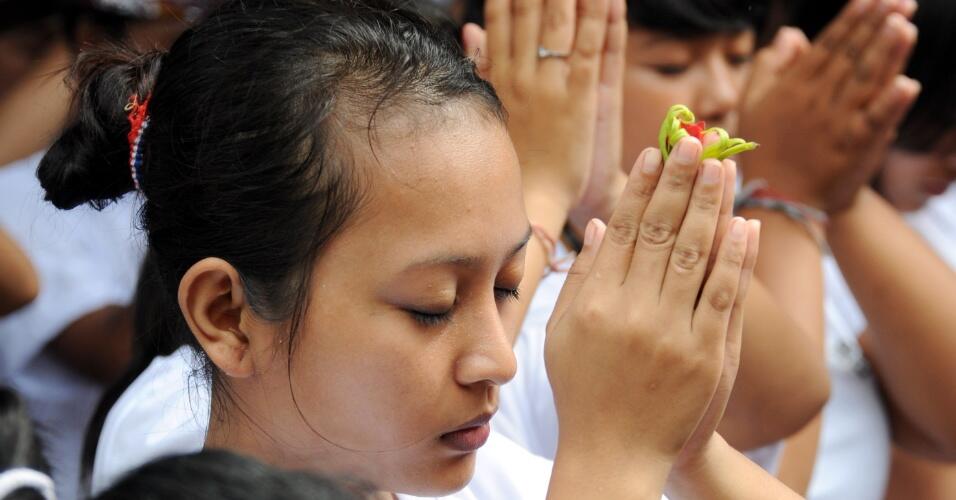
left=125, top=93, right=151, bottom=191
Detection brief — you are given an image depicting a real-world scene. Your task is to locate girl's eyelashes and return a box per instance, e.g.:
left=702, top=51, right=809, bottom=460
left=728, top=53, right=753, bottom=67
left=651, top=64, right=689, bottom=76
left=409, top=309, right=453, bottom=327
left=494, top=286, right=520, bottom=303
left=407, top=287, right=520, bottom=327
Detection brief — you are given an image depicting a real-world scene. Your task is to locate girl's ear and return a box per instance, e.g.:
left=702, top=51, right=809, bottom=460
left=178, top=258, right=255, bottom=378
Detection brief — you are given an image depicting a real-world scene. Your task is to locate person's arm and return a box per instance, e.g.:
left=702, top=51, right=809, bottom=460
left=718, top=280, right=829, bottom=450
left=0, top=227, right=39, bottom=316
left=47, top=304, right=134, bottom=384
left=666, top=435, right=803, bottom=500
left=828, top=188, right=956, bottom=458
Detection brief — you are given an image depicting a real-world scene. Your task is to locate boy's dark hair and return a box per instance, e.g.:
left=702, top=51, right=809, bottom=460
left=626, top=0, right=769, bottom=36
left=93, top=449, right=368, bottom=500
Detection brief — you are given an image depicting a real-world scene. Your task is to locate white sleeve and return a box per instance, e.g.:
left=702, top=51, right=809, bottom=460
left=0, top=156, right=145, bottom=377
left=495, top=270, right=566, bottom=460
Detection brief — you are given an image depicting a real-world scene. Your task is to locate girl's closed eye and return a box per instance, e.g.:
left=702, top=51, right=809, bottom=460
left=652, top=63, right=690, bottom=76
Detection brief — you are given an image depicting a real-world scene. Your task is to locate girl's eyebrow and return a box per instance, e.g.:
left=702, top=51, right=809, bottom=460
left=403, top=227, right=532, bottom=271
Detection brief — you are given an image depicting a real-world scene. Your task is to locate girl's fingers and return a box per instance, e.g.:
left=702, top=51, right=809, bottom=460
left=537, top=0, right=576, bottom=81
left=721, top=220, right=760, bottom=381
left=548, top=219, right=607, bottom=332
left=512, top=0, right=543, bottom=84
left=589, top=148, right=664, bottom=282
left=706, top=159, right=737, bottom=279
left=692, top=217, right=750, bottom=346
left=817, top=0, right=892, bottom=100
left=659, top=160, right=725, bottom=308
left=838, top=13, right=917, bottom=109
left=848, top=75, right=920, bottom=146
left=566, top=0, right=609, bottom=90
left=461, top=23, right=491, bottom=80
left=795, top=0, right=870, bottom=78
left=485, top=0, right=513, bottom=79
left=625, top=137, right=702, bottom=295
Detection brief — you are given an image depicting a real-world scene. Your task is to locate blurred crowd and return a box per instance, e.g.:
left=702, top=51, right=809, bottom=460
left=0, top=0, right=954, bottom=499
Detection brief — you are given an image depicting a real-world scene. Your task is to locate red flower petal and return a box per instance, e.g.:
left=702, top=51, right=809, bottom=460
left=680, top=120, right=706, bottom=140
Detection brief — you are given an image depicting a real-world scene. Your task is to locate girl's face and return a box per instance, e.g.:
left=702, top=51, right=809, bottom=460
left=621, top=29, right=754, bottom=171
left=232, top=106, right=529, bottom=496
left=879, top=130, right=956, bottom=212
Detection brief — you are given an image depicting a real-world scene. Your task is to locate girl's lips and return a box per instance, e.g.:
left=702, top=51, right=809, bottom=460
left=439, top=412, right=494, bottom=452
left=440, top=422, right=491, bottom=452
left=922, top=178, right=952, bottom=196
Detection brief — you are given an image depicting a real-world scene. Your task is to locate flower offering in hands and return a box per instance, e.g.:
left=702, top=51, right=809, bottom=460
left=659, top=104, right=758, bottom=161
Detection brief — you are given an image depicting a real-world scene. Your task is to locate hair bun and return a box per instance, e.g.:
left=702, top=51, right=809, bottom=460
left=38, top=46, right=163, bottom=210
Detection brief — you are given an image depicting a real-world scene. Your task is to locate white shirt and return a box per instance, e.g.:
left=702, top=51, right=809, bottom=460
left=0, top=153, right=144, bottom=500
left=496, top=245, right=783, bottom=473
left=92, top=345, right=553, bottom=499
left=806, top=257, right=892, bottom=500
left=806, top=182, right=956, bottom=500
left=905, top=183, right=956, bottom=266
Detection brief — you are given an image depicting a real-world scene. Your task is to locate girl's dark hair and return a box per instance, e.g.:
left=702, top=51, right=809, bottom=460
left=626, top=0, right=769, bottom=37
left=0, top=388, right=48, bottom=472
left=0, top=387, right=50, bottom=500
left=37, top=0, right=502, bottom=419
left=93, top=449, right=369, bottom=500
left=895, top=0, right=956, bottom=151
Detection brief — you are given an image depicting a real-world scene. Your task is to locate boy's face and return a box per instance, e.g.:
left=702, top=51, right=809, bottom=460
left=622, top=28, right=755, bottom=171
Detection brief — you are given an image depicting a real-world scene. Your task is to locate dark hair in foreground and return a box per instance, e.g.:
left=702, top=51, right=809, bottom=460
left=626, top=0, right=769, bottom=37
left=37, top=0, right=502, bottom=420
left=93, top=449, right=368, bottom=500
left=0, top=387, right=50, bottom=500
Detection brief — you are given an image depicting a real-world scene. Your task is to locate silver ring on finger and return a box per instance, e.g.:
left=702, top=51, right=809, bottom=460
left=537, top=46, right=570, bottom=60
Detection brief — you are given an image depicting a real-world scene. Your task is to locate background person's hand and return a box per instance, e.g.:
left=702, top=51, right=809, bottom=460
left=567, top=0, right=628, bottom=232
left=464, top=0, right=613, bottom=212
left=739, top=0, right=920, bottom=213
left=545, top=138, right=760, bottom=473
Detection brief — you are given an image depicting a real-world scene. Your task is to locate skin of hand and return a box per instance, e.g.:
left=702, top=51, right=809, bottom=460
left=0, top=227, right=39, bottom=316
left=567, top=0, right=629, bottom=233
left=738, top=0, right=921, bottom=214
left=544, top=138, right=761, bottom=498
left=557, top=10, right=832, bottom=452
left=463, top=0, right=622, bottom=337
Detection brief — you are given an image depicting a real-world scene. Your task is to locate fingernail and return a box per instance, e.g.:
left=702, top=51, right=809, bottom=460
left=641, top=148, right=662, bottom=174
left=702, top=161, right=721, bottom=185
left=584, top=219, right=598, bottom=247
left=903, top=0, right=917, bottom=15
left=731, top=217, right=747, bottom=239
left=675, top=137, right=701, bottom=165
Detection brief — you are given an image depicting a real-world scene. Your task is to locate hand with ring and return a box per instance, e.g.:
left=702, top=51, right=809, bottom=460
left=463, top=0, right=617, bottom=214
left=738, top=0, right=921, bottom=214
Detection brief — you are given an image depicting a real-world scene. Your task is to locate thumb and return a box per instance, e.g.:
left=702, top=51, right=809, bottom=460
left=462, top=23, right=490, bottom=79
left=547, top=219, right=607, bottom=333
left=771, top=27, right=811, bottom=71
left=744, top=27, right=810, bottom=105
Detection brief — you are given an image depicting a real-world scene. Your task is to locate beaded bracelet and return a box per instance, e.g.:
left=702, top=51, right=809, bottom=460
left=735, top=180, right=830, bottom=251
